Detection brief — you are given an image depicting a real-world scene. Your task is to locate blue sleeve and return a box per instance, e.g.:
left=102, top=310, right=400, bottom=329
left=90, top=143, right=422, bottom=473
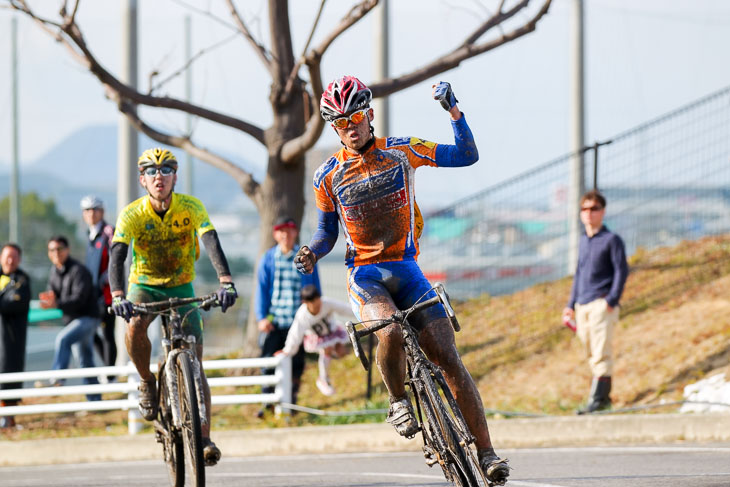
left=303, top=263, right=321, bottom=292
left=308, top=209, right=339, bottom=260
left=606, top=235, right=629, bottom=308
left=254, top=248, right=274, bottom=321
left=433, top=115, right=479, bottom=168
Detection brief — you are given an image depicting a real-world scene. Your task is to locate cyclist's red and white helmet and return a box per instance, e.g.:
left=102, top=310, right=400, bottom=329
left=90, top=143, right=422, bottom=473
left=320, top=76, right=372, bottom=122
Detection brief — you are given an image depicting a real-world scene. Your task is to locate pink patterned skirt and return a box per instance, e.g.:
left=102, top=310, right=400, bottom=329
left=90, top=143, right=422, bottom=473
left=303, top=326, right=349, bottom=353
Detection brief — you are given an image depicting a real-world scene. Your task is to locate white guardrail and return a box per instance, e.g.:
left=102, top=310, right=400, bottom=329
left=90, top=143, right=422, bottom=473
left=0, top=356, right=292, bottom=434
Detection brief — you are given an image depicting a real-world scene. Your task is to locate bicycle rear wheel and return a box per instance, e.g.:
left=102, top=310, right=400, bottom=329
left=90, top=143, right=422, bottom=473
left=416, top=367, right=481, bottom=486
left=157, top=366, right=184, bottom=487
left=175, top=353, right=205, bottom=487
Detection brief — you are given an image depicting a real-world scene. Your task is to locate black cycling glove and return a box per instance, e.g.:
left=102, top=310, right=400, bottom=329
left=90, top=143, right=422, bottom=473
left=112, top=296, right=135, bottom=322
left=216, top=282, right=238, bottom=313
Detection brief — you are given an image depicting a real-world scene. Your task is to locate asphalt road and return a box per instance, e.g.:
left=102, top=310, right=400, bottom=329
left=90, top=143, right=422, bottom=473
left=3, top=445, right=730, bottom=487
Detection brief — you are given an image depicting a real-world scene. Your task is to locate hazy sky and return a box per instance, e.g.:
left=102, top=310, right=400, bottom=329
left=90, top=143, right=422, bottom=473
left=1, top=0, right=729, bottom=209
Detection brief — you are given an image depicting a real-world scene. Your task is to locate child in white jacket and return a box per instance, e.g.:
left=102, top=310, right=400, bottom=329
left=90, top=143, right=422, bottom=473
left=276, top=285, right=352, bottom=396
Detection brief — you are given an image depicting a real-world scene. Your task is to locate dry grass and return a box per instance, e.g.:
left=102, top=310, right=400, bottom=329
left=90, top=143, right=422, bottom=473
left=4, top=235, right=730, bottom=440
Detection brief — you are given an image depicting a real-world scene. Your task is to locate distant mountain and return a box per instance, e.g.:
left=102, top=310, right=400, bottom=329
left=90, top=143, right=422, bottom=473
left=0, top=124, right=261, bottom=218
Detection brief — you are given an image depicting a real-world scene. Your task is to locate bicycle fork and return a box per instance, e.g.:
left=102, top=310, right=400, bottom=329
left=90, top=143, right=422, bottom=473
left=164, top=349, right=208, bottom=429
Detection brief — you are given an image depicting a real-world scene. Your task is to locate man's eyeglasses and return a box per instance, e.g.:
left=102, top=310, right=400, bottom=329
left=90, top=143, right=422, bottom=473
left=47, top=246, right=67, bottom=253
left=580, top=205, right=603, bottom=212
left=331, top=109, right=368, bottom=129
left=143, top=166, right=176, bottom=177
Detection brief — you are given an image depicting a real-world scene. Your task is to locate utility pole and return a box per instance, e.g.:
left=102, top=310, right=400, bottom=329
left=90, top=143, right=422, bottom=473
left=184, top=15, right=193, bottom=196
left=568, top=0, right=585, bottom=273
left=371, top=0, right=389, bottom=137
left=10, top=17, right=20, bottom=244
left=117, top=0, right=138, bottom=219
left=115, top=0, right=139, bottom=393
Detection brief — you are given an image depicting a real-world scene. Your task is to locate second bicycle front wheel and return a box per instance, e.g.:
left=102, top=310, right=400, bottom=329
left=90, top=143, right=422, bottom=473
left=175, top=352, right=205, bottom=487
left=158, top=366, right=184, bottom=487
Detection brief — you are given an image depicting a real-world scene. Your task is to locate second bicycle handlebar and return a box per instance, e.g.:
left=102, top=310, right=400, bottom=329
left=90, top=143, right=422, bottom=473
left=108, top=292, right=220, bottom=317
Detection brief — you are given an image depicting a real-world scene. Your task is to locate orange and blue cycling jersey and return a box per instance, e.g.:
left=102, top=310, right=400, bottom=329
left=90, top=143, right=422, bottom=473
left=310, top=115, right=478, bottom=268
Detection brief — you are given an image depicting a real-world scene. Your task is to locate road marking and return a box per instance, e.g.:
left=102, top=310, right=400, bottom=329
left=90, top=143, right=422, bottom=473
left=504, top=445, right=730, bottom=454
left=509, top=482, right=570, bottom=487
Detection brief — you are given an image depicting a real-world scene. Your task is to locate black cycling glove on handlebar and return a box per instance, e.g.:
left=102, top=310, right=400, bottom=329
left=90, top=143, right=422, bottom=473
left=216, top=282, right=238, bottom=313
left=112, top=296, right=135, bottom=322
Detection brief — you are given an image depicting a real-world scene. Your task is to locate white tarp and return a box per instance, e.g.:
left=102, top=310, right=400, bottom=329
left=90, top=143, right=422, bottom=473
left=680, top=373, right=730, bottom=413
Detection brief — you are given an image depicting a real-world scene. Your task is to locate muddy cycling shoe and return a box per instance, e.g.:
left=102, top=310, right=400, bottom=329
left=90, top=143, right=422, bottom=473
left=138, top=378, right=158, bottom=421
left=478, top=449, right=510, bottom=486
left=203, top=438, right=221, bottom=466
left=386, top=397, right=419, bottom=438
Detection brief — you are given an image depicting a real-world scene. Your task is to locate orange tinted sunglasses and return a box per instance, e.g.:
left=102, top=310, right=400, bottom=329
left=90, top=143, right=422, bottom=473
left=331, top=109, right=368, bottom=129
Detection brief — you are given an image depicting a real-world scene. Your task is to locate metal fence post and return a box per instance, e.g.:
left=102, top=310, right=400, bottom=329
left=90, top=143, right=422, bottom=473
left=127, top=365, right=142, bottom=435
left=275, top=355, right=292, bottom=416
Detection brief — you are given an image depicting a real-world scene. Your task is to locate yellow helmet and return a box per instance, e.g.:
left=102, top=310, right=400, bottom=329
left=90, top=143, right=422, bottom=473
left=137, top=148, right=178, bottom=172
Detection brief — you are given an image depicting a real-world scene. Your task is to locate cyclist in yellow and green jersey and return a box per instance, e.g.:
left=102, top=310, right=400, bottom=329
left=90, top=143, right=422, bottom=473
left=109, top=148, right=237, bottom=467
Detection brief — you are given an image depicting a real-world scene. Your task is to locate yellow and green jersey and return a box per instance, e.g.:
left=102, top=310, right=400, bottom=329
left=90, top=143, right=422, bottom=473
left=113, top=193, right=215, bottom=288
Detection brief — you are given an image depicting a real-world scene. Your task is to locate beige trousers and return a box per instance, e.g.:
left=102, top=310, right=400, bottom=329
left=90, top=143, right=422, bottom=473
left=575, top=298, right=619, bottom=377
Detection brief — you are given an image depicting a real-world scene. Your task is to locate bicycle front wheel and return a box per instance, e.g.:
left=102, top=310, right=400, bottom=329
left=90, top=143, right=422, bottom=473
left=175, top=353, right=205, bottom=487
left=416, top=367, right=480, bottom=486
left=157, top=366, right=184, bottom=487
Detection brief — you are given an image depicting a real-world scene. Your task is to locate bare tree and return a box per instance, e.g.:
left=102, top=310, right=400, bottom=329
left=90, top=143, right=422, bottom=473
left=6, top=0, right=552, bottom=351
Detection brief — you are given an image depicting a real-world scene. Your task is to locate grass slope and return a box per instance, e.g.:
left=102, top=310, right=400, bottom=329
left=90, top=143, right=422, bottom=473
left=4, top=235, right=730, bottom=440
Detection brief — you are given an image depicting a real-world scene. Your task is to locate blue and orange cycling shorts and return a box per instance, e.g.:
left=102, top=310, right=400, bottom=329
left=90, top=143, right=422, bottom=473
left=346, top=260, right=446, bottom=330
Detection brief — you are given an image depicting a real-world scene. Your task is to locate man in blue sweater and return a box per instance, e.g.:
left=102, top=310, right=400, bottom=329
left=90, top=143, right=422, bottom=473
left=255, top=216, right=320, bottom=416
left=563, top=190, right=629, bottom=414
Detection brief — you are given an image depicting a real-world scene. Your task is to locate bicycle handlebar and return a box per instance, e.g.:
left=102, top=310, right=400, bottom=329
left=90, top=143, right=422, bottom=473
left=345, top=283, right=460, bottom=371
left=350, top=295, right=442, bottom=340
left=107, top=292, right=220, bottom=316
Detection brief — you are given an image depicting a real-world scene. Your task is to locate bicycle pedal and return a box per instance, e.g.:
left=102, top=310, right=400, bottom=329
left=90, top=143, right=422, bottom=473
left=422, top=446, right=438, bottom=467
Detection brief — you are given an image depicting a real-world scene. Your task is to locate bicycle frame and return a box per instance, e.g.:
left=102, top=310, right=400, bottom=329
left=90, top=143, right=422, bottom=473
left=126, top=293, right=218, bottom=487
left=159, top=306, right=207, bottom=429
left=346, top=283, right=487, bottom=486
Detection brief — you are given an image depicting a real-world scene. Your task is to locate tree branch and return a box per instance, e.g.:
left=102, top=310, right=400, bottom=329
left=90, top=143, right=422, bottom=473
left=370, top=0, right=552, bottom=98
left=149, top=32, right=239, bottom=94
left=307, top=0, right=378, bottom=62
left=279, top=59, right=326, bottom=163
left=276, top=0, right=326, bottom=106
left=9, top=1, right=267, bottom=145
left=460, top=0, right=526, bottom=47
left=116, top=98, right=260, bottom=201
left=225, top=0, right=276, bottom=77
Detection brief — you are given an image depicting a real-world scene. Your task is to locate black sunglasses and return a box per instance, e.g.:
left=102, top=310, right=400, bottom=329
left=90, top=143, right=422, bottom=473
left=143, top=166, right=176, bottom=177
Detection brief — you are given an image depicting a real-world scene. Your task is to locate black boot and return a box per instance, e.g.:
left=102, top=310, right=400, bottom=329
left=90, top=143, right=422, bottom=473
left=577, top=376, right=611, bottom=414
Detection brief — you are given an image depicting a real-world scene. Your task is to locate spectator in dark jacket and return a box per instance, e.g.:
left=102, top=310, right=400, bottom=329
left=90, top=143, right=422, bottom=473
left=563, top=190, right=629, bottom=414
left=0, top=243, right=31, bottom=429
left=80, top=195, right=117, bottom=371
left=39, top=236, right=100, bottom=400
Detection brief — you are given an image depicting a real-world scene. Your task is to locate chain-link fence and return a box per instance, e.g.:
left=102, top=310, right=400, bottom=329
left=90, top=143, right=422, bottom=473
left=419, top=85, right=730, bottom=299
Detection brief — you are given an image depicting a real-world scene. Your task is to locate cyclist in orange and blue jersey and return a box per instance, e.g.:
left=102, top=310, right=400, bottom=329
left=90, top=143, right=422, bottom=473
left=295, top=76, right=509, bottom=485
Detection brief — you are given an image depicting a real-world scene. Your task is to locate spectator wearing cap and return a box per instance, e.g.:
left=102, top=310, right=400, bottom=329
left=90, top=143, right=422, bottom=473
left=80, top=195, right=117, bottom=373
left=254, top=216, right=320, bottom=416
